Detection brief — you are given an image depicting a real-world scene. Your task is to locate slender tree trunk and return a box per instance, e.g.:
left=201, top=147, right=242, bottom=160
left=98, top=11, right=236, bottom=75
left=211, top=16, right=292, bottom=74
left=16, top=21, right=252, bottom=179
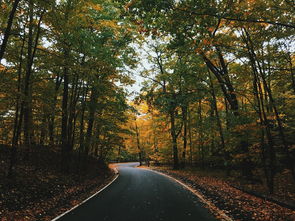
left=242, top=29, right=276, bottom=192
left=170, top=108, right=179, bottom=170
left=262, top=70, right=295, bottom=180
left=135, top=121, right=142, bottom=166
left=244, top=28, right=294, bottom=182
left=79, top=84, right=88, bottom=151
left=8, top=34, right=25, bottom=177
left=202, top=50, right=246, bottom=173
left=77, top=84, right=88, bottom=176
left=60, top=0, right=73, bottom=172
left=151, top=111, right=159, bottom=165
left=197, top=99, right=204, bottom=169
left=287, top=53, right=295, bottom=94
left=71, top=109, right=78, bottom=150
left=49, top=75, right=62, bottom=146
left=23, top=6, right=45, bottom=147
left=0, top=0, right=21, bottom=62
left=117, top=146, right=121, bottom=163
left=39, top=114, right=47, bottom=145
left=208, top=72, right=227, bottom=167
left=23, top=0, right=34, bottom=147
left=93, top=122, right=101, bottom=158
left=61, top=48, right=70, bottom=171
left=262, top=64, right=294, bottom=180
left=201, top=51, right=239, bottom=115
left=181, top=105, right=188, bottom=168
left=257, top=76, right=276, bottom=193
left=84, top=86, right=98, bottom=155
left=224, top=98, right=230, bottom=130
left=188, top=108, right=193, bottom=166
left=68, top=75, right=80, bottom=151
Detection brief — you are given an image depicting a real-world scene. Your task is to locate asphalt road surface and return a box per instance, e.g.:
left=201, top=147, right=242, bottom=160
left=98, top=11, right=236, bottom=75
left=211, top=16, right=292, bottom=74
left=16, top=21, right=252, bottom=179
left=56, top=162, right=217, bottom=221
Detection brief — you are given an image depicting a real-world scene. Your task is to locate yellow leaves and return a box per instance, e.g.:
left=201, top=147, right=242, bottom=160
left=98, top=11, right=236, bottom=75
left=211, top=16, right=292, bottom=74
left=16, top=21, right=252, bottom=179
left=92, top=4, right=103, bottom=11
left=0, top=64, right=6, bottom=71
left=87, top=2, right=103, bottom=11
left=1, top=3, right=7, bottom=9
left=194, top=47, right=202, bottom=54
left=36, top=45, right=47, bottom=51
left=216, top=101, right=225, bottom=111
left=100, top=20, right=119, bottom=30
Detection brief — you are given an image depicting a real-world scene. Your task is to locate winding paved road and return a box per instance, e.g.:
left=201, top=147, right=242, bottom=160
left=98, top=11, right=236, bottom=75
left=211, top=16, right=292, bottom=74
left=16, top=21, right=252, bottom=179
left=56, top=162, right=217, bottom=221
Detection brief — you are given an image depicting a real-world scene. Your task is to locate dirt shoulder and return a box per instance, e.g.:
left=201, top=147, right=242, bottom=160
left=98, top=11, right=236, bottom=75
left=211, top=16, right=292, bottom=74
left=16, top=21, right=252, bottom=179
left=146, top=166, right=295, bottom=221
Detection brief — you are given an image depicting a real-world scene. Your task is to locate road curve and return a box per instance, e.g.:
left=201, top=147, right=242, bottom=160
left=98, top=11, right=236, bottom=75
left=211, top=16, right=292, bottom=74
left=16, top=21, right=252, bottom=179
left=56, top=162, right=217, bottom=221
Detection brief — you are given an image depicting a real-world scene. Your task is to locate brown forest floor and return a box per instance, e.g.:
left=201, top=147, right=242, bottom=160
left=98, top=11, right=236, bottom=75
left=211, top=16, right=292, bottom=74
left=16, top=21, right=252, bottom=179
left=148, top=165, right=295, bottom=221
left=0, top=145, right=115, bottom=221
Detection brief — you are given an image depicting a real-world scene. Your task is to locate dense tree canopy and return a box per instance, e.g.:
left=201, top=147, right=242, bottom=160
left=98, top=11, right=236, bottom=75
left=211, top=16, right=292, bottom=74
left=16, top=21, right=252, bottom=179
left=1, top=0, right=294, bottom=196
left=0, top=0, right=136, bottom=175
left=122, top=0, right=295, bottom=194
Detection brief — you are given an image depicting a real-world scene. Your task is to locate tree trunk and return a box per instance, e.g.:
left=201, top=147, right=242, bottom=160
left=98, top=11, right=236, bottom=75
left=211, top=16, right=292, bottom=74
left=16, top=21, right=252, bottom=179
left=151, top=110, right=159, bottom=165
left=23, top=0, right=34, bottom=147
left=135, top=121, right=142, bottom=166
left=243, top=28, right=294, bottom=183
left=208, top=72, right=227, bottom=167
left=23, top=5, right=45, bottom=147
left=8, top=34, right=25, bottom=177
left=61, top=49, right=70, bottom=171
left=287, top=53, right=295, bottom=94
left=77, top=84, right=88, bottom=175
left=201, top=51, right=239, bottom=115
left=68, top=75, right=80, bottom=151
left=48, top=74, right=62, bottom=146
left=181, top=104, right=188, bottom=168
left=84, top=86, right=98, bottom=155
left=188, top=108, right=193, bottom=166
left=170, top=108, right=179, bottom=169
left=39, top=114, right=47, bottom=145
left=197, top=99, right=204, bottom=169
left=79, top=84, right=88, bottom=151
left=242, top=29, right=276, bottom=193
left=117, top=146, right=121, bottom=163
left=0, top=0, right=21, bottom=62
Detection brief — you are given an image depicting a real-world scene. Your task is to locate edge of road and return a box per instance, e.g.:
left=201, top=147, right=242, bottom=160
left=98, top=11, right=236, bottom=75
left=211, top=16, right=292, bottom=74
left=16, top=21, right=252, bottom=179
left=140, top=167, right=233, bottom=221
left=51, top=168, right=119, bottom=221
left=51, top=163, right=232, bottom=221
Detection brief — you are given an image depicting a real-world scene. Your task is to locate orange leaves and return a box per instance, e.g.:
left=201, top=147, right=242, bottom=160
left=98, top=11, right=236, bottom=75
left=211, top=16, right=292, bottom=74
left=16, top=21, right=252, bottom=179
left=234, top=122, right=258, bottom=133
left=194, top=38, right=212, bottom=48
left=91, top=4, right=103, bottom=11
left=194, top=47, right=202, bottom=54
left=202, top=39, right=212, bottom=46
left=1, top=3, right=8, bottom=10
left=207, top=27, right=215, bottom=32
left=0, top=64, right=6, bottom=71
left=100, top=20, right=119, bottom=30
left=87, top=2, right=103, bottom=11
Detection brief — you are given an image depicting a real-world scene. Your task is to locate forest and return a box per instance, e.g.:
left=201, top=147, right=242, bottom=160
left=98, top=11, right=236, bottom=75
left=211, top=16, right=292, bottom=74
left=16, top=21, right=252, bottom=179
left=0, top=0, right=294, bottom=220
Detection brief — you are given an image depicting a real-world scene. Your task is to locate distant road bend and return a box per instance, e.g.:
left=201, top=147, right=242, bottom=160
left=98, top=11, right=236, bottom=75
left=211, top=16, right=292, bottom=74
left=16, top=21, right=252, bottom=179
left=56, top=162, right=217, bottom=221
